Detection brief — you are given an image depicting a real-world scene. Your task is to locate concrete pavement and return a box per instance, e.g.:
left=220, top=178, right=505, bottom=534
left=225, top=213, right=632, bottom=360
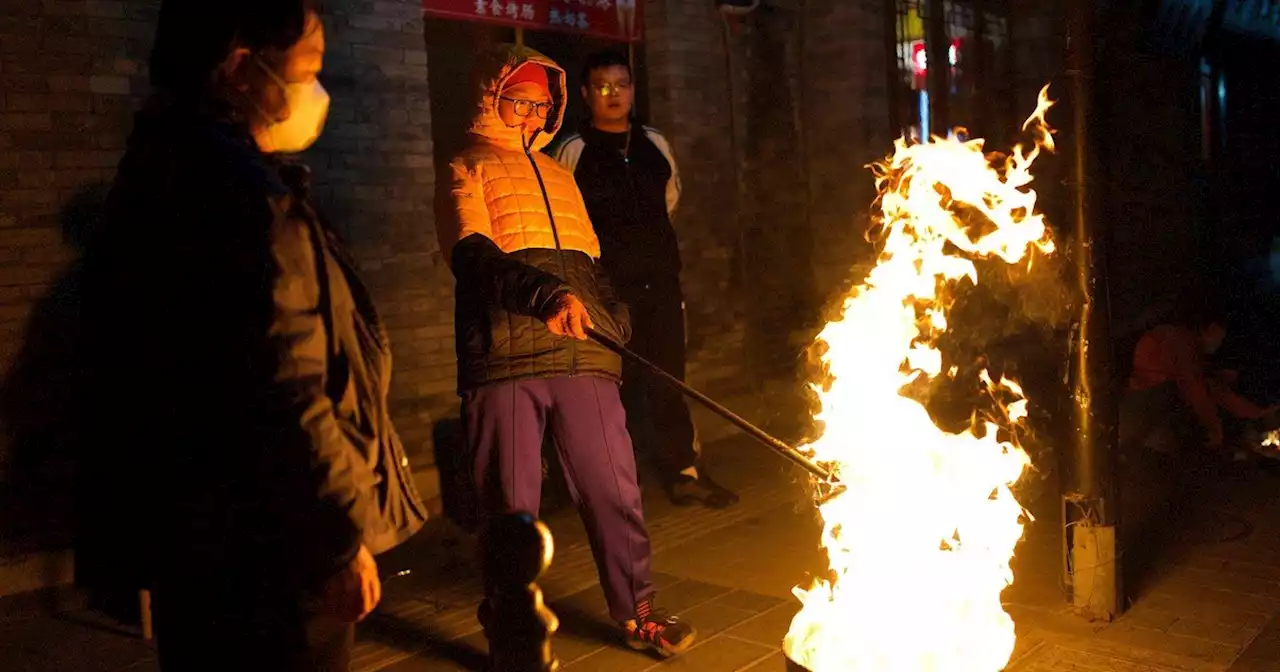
left=4, top=436, right=1280, bottom=671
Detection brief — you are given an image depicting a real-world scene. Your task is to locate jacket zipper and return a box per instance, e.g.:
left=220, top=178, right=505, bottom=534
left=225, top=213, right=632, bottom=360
left=525, top=145, right=577, bottom=376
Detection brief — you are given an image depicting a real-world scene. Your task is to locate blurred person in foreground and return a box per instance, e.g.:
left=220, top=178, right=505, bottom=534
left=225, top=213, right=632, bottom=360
left=436, top=44, right=697, bottom=657
left=553, top=49, right=738, bottom=509
left=77, top=2, right=426, bottom=669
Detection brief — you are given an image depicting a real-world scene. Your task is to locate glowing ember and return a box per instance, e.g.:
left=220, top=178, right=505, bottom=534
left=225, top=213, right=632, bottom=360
left=783, top=87, right=1059, bottom=671
left=1262, top=430, right=1280, bottom=449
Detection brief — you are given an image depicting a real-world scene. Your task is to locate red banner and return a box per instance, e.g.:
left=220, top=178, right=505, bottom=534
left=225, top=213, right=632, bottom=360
left=423, top=0, right=642, bottom=43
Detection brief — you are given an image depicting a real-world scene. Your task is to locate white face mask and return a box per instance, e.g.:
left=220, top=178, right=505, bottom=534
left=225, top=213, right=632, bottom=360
left=254, top=58, right=330, bottom=154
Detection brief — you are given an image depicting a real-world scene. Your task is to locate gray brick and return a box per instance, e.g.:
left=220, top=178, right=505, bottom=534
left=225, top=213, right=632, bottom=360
left=85, top=1, right=126, bottom=18
left=46, top=75, right=90, bottom=92
left=1, top=74, right=49, bottom=92
left=352, top=44, right=405, bottom=66
left=0, top=113, right=53, bottom=132
left=53, top=149, right=121, bottom=168
left=87, top=75, right=129, bottom=95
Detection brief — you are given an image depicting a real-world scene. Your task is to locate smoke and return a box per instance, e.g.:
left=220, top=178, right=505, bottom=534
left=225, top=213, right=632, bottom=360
left=797, top=148, right=1079, bottom=497
left=921, top=220, right=1076, bottom=496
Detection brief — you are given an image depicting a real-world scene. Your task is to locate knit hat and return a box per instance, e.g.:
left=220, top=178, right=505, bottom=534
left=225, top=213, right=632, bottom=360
left=504, top=62, right=550, bottom=94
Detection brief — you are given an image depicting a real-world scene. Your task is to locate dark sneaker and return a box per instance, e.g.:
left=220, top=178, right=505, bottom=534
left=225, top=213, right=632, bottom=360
left=668, top=474, right=739, bottom=509
left=623, top=598, right=696, bottom=657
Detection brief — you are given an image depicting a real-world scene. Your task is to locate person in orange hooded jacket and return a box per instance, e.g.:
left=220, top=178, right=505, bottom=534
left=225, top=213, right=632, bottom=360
left=435, top=44, right=697, bottom=658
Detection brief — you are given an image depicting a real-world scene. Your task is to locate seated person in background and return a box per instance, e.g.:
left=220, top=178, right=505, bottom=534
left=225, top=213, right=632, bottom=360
left=1121, top=307, right=1277, bottom=456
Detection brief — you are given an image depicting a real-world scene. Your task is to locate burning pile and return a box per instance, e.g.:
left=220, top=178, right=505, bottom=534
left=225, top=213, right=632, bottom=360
left=783, top=88, right=1059, bottom=671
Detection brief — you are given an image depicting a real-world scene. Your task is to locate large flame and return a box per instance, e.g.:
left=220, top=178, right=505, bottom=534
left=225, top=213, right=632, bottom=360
left=783, top=87, right=1058, bottom=671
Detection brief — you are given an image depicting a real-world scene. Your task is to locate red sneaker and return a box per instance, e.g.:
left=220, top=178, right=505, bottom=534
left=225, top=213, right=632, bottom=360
left=623, top=597, right=697, bottom=657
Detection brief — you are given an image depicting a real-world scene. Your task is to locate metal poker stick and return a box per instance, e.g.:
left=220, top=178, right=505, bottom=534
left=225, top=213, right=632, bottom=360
left=585, top=329, right=847, bottom=504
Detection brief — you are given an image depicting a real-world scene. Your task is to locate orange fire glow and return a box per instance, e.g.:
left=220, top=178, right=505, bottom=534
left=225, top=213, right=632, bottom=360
left=783, top=86, right=1059, bottom=671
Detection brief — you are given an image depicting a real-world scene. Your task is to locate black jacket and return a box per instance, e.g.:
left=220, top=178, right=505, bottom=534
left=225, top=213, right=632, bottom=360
left=448, top=227, right=632, bottom=391
left=77, top=98, right=425, bottom=595
left=553, top=124, right=683, bottom=285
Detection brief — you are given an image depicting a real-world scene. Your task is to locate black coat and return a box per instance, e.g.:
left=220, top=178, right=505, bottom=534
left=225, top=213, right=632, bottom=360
left=449, top=238, right=632, bottom=391
left=77, top=98, right=425, bottom=595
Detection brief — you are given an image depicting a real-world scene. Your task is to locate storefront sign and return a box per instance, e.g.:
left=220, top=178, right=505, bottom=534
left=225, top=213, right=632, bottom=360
left=423, top=0, right=642, bottom=42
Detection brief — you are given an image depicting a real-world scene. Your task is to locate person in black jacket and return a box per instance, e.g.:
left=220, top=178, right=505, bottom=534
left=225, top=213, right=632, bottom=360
left=77, top=3, right=425, bottom=669
left=554, top=50, right=739, bottom=509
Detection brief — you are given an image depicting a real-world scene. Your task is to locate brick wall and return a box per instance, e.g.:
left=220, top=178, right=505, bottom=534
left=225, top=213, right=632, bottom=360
left=642, top=0, right=895, bottom=442
left=799, top=0, right=893, bottom=322
left=643, top=0, right=753, bottom=407
left=0, top=0, right=162, bottom=555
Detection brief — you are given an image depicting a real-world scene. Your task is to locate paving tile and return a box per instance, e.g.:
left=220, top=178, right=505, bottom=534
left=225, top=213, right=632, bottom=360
left=708, top=589, right=787, bottom=615
left=0, top=615, right=156, bottom=672
left=1008, top=643, right=1193, bottom=672
left=548, top=601, right=623, bottom=664
left=1120, top=604, right=1182, bottom=631
left=548, top=586, right=610, bottom=620
left=1167, top=614, right=1269, bottom=649
left=723, top=603, right=800, bottom=648
left=361, top=611, right=482, bottom=654
left=650, top=572, right=683, bottom=592
left=651, top=505, right=826, bottom=602
left=1091, top=624, right=1240, bottom=668
left=1146, top=581, right=1280, bottom=617
left=1165, top=567, right=1280, bottom=600
left=550, top=629, right=610, bottom=666
left=355, top=611, right=487, bottom=672
left=739, top=650, right=790, bottom=671
left=379, top=651, right=476, bottom=672
left=1004, top=631, right=1053, bottom=669
left=1218, top=560, right=1280, bottom=584
left=1140, top=591, right=1275, bottom=623
left=673, top=600, right=758, bottom=640
left=1180, top=555, right=1279, bottom=580
left=1007, top=603, right=1108, bottom=642
left=560, top=642, right=663, bottom=672
left=653, top=579, right=734, bottom=614
left=1190, top=545, right=1280, bottom=571
left=652, top=635, right=774, bottom=671
left=1227, top=614, right=1280, bottom=672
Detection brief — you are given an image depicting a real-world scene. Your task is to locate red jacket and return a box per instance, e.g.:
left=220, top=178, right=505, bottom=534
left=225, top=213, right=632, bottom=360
left=1129, top=324, right=1267, bottom=438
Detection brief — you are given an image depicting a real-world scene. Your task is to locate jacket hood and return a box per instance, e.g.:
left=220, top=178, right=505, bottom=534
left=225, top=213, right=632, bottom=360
left=467, top=44, right=566, bottom=153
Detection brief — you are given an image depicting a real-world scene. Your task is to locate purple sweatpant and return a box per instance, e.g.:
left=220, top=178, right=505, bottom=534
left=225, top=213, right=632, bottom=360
left=462, top=376, right=654, bottom=622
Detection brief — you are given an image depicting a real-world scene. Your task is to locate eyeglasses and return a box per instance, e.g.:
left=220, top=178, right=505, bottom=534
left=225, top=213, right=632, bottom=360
left=590, top=82, right=632, bottom=97
left=499, top=96, right=554, bottom=119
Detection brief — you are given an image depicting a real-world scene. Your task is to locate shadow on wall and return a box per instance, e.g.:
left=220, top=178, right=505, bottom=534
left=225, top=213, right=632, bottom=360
left=0, top=183, right=110, bottom=556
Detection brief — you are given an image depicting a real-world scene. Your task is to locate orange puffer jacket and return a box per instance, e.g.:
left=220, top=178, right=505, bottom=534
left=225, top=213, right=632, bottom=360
left=436, top=45, right=629, bottom=392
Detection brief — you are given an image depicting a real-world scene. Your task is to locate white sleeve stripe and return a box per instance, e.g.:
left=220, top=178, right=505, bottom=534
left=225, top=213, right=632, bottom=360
left=553, top=135, right=585, bottom=174
left=643, top=127, right=681, bottom=217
